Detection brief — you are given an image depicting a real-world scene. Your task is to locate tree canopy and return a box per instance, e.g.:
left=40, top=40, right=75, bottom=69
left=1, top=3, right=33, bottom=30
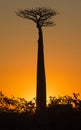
left=16, top=7, right=57, bottom=28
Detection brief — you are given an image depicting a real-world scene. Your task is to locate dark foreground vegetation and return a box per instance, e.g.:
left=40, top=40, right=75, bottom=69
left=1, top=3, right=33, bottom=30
left=0, top=91, right=81, bottom=130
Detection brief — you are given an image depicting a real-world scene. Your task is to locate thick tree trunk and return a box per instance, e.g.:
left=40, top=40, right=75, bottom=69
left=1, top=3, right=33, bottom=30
left=36, top=27, right=46, bottom=112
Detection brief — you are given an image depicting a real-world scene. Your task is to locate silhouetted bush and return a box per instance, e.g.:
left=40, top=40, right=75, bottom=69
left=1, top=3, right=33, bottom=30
left=0, top=91, right=81, bottom=130
left=0, top=91, right=36, bottom=114
left=48, top=93, right=81, bottom=110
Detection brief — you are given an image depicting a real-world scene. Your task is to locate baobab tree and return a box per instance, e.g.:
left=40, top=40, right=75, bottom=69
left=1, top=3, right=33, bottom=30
left=16, top=7, right=57, bottom=112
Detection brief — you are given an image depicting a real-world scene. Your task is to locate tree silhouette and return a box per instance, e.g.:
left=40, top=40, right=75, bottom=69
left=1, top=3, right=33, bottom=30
left=16, top=7, right=57, bottom=112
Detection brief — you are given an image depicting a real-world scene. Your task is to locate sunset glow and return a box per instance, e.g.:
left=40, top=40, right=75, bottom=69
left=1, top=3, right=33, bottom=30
left=0, top=0, right=81, bottom=100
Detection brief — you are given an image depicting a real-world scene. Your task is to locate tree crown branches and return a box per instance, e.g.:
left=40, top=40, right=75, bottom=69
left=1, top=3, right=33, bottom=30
left=16, top=7, right=57, bottom=28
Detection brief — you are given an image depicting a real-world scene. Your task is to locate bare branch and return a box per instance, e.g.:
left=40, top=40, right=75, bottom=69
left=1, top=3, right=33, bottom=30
left=16, top=9, right=37, bottom=22
left=16, top=7, right=57, bottom=28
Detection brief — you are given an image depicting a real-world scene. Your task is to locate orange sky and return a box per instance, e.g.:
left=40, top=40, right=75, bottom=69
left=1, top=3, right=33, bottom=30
left=0, top=0, right=81, bottom=100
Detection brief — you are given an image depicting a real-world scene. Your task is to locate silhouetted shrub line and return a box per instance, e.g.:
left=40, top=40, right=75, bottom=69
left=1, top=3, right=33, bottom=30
left=0, top=91, right=81, bottom=130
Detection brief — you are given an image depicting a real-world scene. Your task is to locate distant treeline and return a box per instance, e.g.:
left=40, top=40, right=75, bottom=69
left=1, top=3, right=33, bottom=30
left=0, top=91, right=81, bottom=130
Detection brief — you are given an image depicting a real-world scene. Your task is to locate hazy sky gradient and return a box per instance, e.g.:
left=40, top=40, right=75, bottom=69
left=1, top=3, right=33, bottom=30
left=0, top=0, right=81, bottom=100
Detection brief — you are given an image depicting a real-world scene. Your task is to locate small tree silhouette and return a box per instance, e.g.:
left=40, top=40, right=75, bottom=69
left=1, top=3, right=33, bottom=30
left=16, top=7, right=57, bottom=112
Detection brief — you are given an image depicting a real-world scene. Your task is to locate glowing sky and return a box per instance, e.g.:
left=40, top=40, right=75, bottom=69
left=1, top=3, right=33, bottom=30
left=0, top=0, right=81, bottom=100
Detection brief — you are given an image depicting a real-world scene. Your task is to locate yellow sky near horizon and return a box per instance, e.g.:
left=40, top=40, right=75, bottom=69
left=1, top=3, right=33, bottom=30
left=0, top=0, right=81, bottom=100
